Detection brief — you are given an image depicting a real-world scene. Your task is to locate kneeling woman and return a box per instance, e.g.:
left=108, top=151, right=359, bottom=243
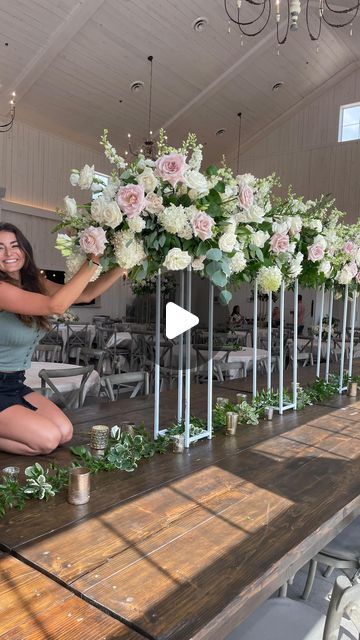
left=0, top=222, right=122, bottom=456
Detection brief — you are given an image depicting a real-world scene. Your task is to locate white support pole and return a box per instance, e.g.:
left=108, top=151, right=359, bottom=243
left=325, top=289, right=334, bottom=383
left=293, top=279, right=299, bottom=410
left=207, top=282, right=214, bottom=439
left=348, top=291, right=357, bottom=379
left=154, top=268, right=161, bottom=438
left=267, top=292, right=272, bottom=391
left=279, top=280, right=285, bottom=415
left=177, top=271, right=185, bottom=423
left=252, top=279, right=258, bottom=399
left=339, top=284, right=349, bottom=393
left=316, top=284, right=325, bottom=378
left=184, top=266, right=192, bottom=448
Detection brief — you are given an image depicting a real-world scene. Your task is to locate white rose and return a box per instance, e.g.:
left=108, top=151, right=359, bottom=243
left=184, top=170, right=209, bottom=196
left=90, top=196, right=106, bottom=222
left=314, top=234, right=327, bottom=249
left=163, top=248, right=192, bottom=271
left=78, top=164, right=95, bottom=190
left=137, top=167, right=159, bottom=193
left=102, top=201, right=123, bottom=229
left=319, top=260, right=332, bottom=277
left=336, top=265, right=353, bottom=285
left=219, top=231, right=236, bottom=253
left=230, top=251, right=247, bottom=274
left=128, top=216, right=145, bottom=233
left=356, top=248, right=360, bottom=266
left=236, top=173, right=256, bottom=188
left=289, top=215, right=302, bottom=236
left=235, top=205, right=265, bottom=224
left=192, top=256, right=205, bottom=272
left=288, top=252, right=303, bottom=279
left=272, top=219, right=290, bottom=234
left=145, top=192, right=164, bottom=215
left=102, top=180, right=120, bottom=202
left=69, top=172, right=79, bottom=187
left=251, top=230, right=269, bottom=248
left=91, top=182, right=104, bottom=192
left=64, top=196, right=77, bottom=218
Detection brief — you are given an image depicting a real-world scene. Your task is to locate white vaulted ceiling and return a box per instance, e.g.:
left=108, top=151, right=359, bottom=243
left=0, top=0, right=359, bottom=165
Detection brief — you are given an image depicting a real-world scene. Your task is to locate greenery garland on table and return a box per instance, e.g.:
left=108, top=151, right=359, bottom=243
left=0, top=373, right=350, bottom=519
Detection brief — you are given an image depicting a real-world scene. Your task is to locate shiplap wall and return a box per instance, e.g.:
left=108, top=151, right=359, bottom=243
left=0, top=123, right=132, bottom=320
left=238, top=67, right=360, bottom=222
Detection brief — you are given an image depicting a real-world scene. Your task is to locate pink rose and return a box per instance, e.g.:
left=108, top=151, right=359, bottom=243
left=356, top=272, right=360, bottom=284
left=238, top=184, right=254, bottom=210
left=308, top=243, right=325, bottom=262
left=343, top=240, right=356, bottom=255
left=191, top=211, right=215, bottom=241
left=155, top=153, right=187, bottom=187
left=270, top=233, right=290, bottom=254
left=117, top=184, right=146, bottom=218
left=349, top=261, right=358, bottom=277
left=79, top=226, right=107, bottom=255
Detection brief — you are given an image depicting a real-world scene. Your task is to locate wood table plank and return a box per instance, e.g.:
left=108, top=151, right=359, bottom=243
left=14, top=409, right=360, bottom=640
left=0, top=554, right=145, bottom=639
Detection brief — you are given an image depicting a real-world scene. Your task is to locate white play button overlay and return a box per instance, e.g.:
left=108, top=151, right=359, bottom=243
left=166, top=302, right=199, bottom=339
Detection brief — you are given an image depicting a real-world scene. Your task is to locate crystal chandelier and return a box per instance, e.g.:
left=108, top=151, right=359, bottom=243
left=0, top=92, right=16, bottom=133
left=224, top=0, right=359, bottom=45
left=127, top=55, right=156, bottom=160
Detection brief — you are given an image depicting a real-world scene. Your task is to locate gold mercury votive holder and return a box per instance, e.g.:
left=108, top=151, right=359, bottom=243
left=236, top=393, right=247, bottom=404
left=2, top=466, right=20, bottom=481
left=172, top=434, right=185, bottom=453
left=90, top=425, right=109, bottom=449
left=67, top=467, right=91, bottom=505
left=121, top=421, right=136, bottom=437
left=226, top=412, right=238, bottom=435
left=347, top=381, right=358, bottom=397
left=216, top=397, right=228, bottom=407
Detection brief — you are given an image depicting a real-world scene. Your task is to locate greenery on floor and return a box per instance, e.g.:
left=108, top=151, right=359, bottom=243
left=0, top=373, right=352, bottom=518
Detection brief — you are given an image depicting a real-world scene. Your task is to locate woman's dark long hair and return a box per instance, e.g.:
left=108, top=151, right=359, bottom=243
left=0, top=222, right=49, bottom=329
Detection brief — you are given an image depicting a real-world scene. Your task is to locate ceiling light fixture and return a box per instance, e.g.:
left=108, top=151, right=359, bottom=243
left=272, top=81, right=284, bottom=91
left=215, top=128, right=227, bottom=135
left=0, top=91, right=16, bottom=133
left=224, top=0, right=359, bottom=45
left=128, top=55, right=156, bottom=160
left=192, top=17, right=209, bottom=32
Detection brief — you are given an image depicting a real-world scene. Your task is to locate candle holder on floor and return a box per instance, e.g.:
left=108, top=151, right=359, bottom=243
left=236, top=393, right=247, bottom=404
left=67, top=467, right=91, bottom=505
left=2, top=466, right=20, bottom=481
left=172, top=434, right=185, bottom=453
left=265, top=407, right=274, bottom=421
left=226, top=412, right=238, bottom=435
left=347, top=381, right=358, bottom=397
left=121, top=422, right=136, bottom=437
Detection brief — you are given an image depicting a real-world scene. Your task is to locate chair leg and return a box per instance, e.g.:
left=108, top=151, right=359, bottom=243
left=323, top=566, right=334, bottom=578
left=278, top=583, right=288, bottom=597
left=302, top=559, right=318, bottom=600
left=288, top=574, right=295, bottom=586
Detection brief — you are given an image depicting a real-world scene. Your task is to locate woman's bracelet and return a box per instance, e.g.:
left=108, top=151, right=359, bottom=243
left=86, top=257, right=100, bottom=267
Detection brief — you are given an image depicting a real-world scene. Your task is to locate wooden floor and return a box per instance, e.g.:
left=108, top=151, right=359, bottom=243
left=1, top=362, right=360, bottom=639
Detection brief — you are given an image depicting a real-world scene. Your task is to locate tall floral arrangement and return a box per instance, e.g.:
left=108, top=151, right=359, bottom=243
left=54, top=129, right=275, bottom=304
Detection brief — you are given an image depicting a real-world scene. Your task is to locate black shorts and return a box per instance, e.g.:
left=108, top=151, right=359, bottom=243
left=0, top=371, right=37, bottom=412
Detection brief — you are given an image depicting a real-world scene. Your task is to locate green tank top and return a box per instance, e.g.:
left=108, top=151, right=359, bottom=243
left=0, top=311, right=46, bottom=371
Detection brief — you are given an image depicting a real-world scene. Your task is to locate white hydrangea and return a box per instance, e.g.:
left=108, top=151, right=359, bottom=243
left=272, top=219, right=290, bottom=234
left=236, top=173, right=256, bottom=188
left=137, top=167, right=158, bottom=193
left=65, top=249, right=102, bottom=282
left=113, top=230, right=146, bottom=270
left=163, top=248, right=192, bottom=271
left=127, top=216, right=146, bottom=233
left=258, top=266, right=282, bottom=293
left=158, top=204, right=193, bottom=239
left=336, top=265, right=354, bottom=285
left=288, top=215, right=303, bottom=236
left=229, top=251, right=247, bottom=274
left=307, top=219, right=323, bottom=233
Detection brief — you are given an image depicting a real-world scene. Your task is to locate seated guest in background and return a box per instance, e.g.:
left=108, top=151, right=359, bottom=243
left=0, top=222, right=124, bottom=456
left=229, top=304, right=244, bottom=327
left=290, top=294, right=305, bottom=335
left=272, top=305, right=280, bottom=328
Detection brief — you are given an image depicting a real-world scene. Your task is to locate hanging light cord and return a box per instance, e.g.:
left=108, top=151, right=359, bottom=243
left=147, top=55, right=153, bottom=138
left=236, top=112, right=242, bottom=175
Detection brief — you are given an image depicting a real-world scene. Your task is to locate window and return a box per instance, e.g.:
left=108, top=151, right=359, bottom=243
left=339, top=103, right=360, bottom=142
left=92, top=171, right=109, bottom=200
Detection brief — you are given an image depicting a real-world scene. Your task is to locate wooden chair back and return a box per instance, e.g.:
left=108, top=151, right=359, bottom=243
left=38, top=365, right=94, bottom=409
